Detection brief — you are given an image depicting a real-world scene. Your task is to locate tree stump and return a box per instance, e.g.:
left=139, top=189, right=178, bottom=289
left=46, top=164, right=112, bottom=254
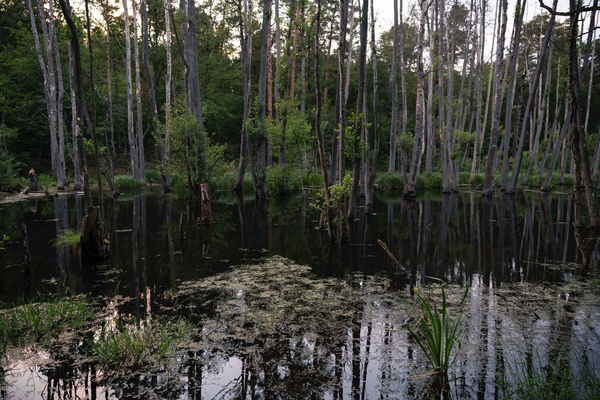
left=80, top=206, right=109, bottom=262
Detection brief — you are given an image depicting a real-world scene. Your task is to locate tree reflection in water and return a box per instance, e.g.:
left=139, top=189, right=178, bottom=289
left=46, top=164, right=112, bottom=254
left=0, top=192, right=599, bottom=399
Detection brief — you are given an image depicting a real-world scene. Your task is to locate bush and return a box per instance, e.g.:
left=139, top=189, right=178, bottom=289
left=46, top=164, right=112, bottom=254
left=375, top=172, right=405, bottom=192
left=267, top=166, right=302, bottom=196
left=302, top=171, right=324, bottom=187
left=115, top=175, right=145, bottom=192
left=145, top=169, right=162, bottom=184
left=417, top=172, right=443, bottom=190
left=54, top=230, right=81, bottom=247
left=0, top=149, right=21, bottom=191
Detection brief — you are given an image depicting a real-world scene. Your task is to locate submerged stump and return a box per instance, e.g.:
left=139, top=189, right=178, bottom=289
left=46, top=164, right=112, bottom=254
left=80, top=206, right=109, bottom=262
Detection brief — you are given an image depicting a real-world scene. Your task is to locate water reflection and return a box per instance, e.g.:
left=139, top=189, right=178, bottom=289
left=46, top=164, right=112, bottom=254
left=1, top=192, right=599, bottom=399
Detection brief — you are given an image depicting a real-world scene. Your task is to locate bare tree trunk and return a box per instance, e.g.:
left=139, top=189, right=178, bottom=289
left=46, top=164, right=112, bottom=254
left=235, top=0, right=253, bottom=192
left=123, top=0, right=139, bottom=180
left=482, top=0, right=508, bottom=196
left=388, top=0, right=399, bottom=172
left=163, top=0, right=173, bottom=192
left=499, top=0, right=526, bottom=188
left=68, top=45, right=83, bottom=190
left=132, top=0, right=145, bottom=182
left=314, top=0, right=333, bottom=235
left=407, top=0, right=427, bottom=195
left=508, top=0, right=558, bottom=193
left=252, top=0, right=272, bottom=201
left=336, top=0, right=349, bottom=184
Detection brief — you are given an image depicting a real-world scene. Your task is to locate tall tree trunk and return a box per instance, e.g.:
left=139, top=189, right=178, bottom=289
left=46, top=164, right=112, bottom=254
left=253, top=0, right=272, bottom=201
left=123, top=0, right=139, bottom=180
left=348, top=0, right=368, bottom=216
left=132, top=0, right=145, bottom=182
left=163, top=0, right=173, bottom=192
left=314, top=0, right=333, bottom=235
left=336, top=0, right=349, bottom=184
left=482, top=0, right=508, bottom=196
left=68, top=45, right=83, bottom=190
left=508, top=0, right=558, bottom=192
left=388, top=0, right=399, bottom=172
left=235, top=0, right=253, bottom=192
left=500, top=0, right=526, bottom=188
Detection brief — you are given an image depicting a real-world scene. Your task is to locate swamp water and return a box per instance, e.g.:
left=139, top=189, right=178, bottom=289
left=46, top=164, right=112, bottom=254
left=0, top=191, right=599, bottom=399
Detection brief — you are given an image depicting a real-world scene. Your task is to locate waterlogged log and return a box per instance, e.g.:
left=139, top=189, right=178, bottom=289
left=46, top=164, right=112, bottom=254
left=80, top=206, right=108, bottom=261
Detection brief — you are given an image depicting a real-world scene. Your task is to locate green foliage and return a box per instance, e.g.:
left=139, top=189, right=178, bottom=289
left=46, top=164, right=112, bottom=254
left=170, top=112, right=208, bottom=189
left=417, top=172, right=443, bottom=190
left=54, top=230, right=81, bottom=247
left=145, top=169, right=162, bottom=184
left=375, top=172, right=405, bottom=192
left=115, top=175, right=145, bottom=192
left=37, top=173, right=55, bottom=189
left=302, top=171, right=324, bottom=187
left=0, top=149, right=21, bottom=191
left=93, top=319, right=191, bottom=373
left=408, top=285, right=466, bottom=375
left=267, top=166, right=303, bottom=196
left=266, top=100, right=312, bottom=165
left=0, top=298, right=93, bottom=351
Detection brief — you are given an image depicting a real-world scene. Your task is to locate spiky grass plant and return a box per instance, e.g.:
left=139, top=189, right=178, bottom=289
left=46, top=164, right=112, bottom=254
left=93, top=319, right=191, bottom=373
left=409, top=285, right=467, bottom=376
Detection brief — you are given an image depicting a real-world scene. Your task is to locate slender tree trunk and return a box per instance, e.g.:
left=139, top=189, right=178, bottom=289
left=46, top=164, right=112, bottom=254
left=163, top=0, right=173, bottom=192
left=388, top=0, right=399, bottom=172
left=508, top=0, right=558, bottom=193
left=482, top=0, right=508, bottom=196
left=68, top=45, right=83, bottom=190
left=252, top=0, right=272, bottom=201
left=132, top=0, right=145, bottom=182
left=123, top=0, right=139, bottom=180
left=336, top=0, right=349, bottom=184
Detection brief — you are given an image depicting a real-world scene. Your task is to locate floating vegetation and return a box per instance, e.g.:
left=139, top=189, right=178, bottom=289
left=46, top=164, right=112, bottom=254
left=93, top=319, right=191, bottom=374
left=53, top=229, right=81, bottom=246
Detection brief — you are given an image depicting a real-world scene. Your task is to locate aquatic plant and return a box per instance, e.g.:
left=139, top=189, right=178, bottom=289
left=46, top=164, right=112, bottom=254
left=408, top=285, right=466, bottom=376
left=93, top=319, right=191, bottom=373
left=54, top=229, right=81, bottom=247
left=0, top=298, right=93, bottom=349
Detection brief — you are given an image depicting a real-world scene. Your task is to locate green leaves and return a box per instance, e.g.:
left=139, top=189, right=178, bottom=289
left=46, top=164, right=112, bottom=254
left=408, top=284, right=467, bottom=375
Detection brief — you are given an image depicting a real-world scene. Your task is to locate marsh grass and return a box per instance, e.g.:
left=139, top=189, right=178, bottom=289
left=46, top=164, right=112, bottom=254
left=409, top=284, right=467, bottom=376
left=54, top=229, right=81, bottom=246
left=93, top=319, right=191, bottom=373
left=0, top=298, right=93, bottom=350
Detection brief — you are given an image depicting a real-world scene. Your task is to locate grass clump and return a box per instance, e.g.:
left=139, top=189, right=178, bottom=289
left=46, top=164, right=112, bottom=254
left=93, top=319, right=191, bottom=372
left=408, top=285, right=466, bottom=375
left=54, top=229, right=81, bottom=247
left=375, top=172, right=405, bottom=192
left=115, top=175, right=145, bottom=192
left=0, top=298, right=93, bottom=350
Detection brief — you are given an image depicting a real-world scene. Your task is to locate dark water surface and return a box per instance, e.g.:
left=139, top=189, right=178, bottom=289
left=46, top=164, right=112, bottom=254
left=1, top=191, right=599, bottom=399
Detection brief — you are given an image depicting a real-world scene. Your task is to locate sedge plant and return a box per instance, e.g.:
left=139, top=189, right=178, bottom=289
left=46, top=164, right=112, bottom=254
left=409, top=283, right=467, bottom=377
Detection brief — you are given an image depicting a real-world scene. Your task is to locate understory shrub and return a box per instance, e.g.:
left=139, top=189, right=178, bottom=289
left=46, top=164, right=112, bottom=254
left=115, top=175, right=145, bottom=192
left=145, top=169, right=162, bottom=184
left=375, top=172, right=405, bottom=192
left=267, top=166, right=303, bottom=196
left=417, top=172, right=443, bottom=190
